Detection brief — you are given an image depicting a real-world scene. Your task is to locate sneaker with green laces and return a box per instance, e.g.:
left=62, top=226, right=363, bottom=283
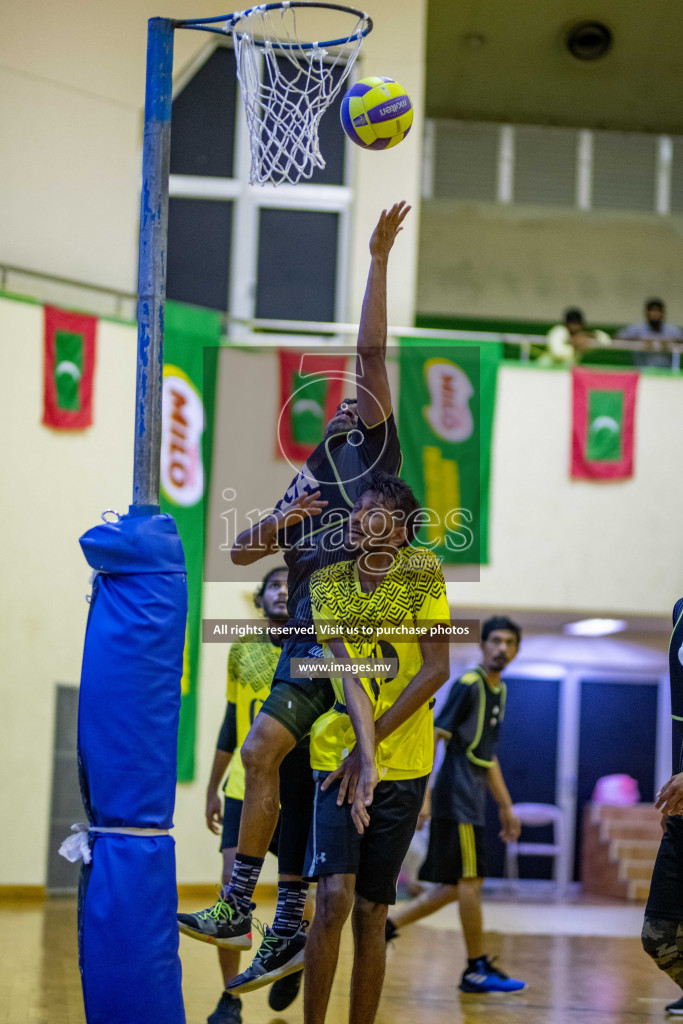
left=177, top=889, right=253, bottom=949
left=226, top=923, right=307, bottom=993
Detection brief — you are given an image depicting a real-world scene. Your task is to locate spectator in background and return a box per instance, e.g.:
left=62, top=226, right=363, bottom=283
left=544, top=308, right=611, bottom=367
left=618, top=298, right=683, bottom=350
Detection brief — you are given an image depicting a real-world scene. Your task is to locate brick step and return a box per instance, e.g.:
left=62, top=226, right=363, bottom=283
left=609, top=839, right=661, bottom=861
left=627, top=880, right=651, bottom=901
left=589, top=803, right=660, bottom=824
left=601, top=823, right=662, bottom=843
left=619, top=860, right=655, bottom=882
left=582, top=805, right=659, bottom=902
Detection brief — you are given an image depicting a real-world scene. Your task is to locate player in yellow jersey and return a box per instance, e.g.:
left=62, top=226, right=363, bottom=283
left=302, top=471, right=451, bottom=1024
left=178, top=567, right=302, bottom=1024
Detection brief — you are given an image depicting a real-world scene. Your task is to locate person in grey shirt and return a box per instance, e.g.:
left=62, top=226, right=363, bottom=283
left=618, top=298, right=682, bottom=346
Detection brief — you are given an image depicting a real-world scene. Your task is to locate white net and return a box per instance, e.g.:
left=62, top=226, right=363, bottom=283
left=230, top=3, right=368, bottom=185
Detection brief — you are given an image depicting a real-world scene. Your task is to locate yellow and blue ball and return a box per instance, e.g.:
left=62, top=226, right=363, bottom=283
left=340, top=76, right=413, bottom=151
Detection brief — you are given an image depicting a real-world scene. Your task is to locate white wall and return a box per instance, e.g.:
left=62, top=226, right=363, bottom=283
left=1, top=0, right=426, bottom=325
left=0, top=296, right=136, bottom=883
left=418, top=199, right=683, bottom=325
left=2, top=297, right=682, bottom=883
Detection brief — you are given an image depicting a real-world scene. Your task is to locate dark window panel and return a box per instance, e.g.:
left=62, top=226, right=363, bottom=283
left=259, top=55, right=345, bottom=186
left=171, top=47, right=237, bottom=178
left=167, top=198, right=232, bottom=311
left=256, top=209, right=338, bottom=320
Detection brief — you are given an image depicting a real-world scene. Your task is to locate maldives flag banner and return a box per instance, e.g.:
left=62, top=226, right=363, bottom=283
left=277, top=350, right=348, bottom=462
left=571, top=368, right=639, bottom=480
left=42, top=305, right=97, bottom=429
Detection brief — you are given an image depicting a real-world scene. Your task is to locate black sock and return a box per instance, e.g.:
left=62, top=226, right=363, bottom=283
left=224, top=853, right=264, bottom=914
left=271, top=881, right=309, bottom=937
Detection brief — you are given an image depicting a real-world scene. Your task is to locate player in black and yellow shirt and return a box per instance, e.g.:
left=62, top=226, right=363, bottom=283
left=642, top=597, right=683, bottom=1016
left=387, top=616, right=526, bottom=995
left=302, top=472, right=451, bottom=1024
left=200, top=203, right=410, bottom=991
left=178, top=568, right=302, bottom=1024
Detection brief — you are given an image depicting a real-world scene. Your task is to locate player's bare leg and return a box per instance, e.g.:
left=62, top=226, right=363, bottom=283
left=238, top=714, right=296, bottom=857
left=457, top=877, right=484, bottom=959
left=349, top=896, right=388, bottom=1024
left=389, top=882, right=459, bottom=928
left=304, top=874, right=355, bottom=1024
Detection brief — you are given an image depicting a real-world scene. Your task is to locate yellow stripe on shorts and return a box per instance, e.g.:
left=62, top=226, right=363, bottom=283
left=459, top=824, right=477, bottom=878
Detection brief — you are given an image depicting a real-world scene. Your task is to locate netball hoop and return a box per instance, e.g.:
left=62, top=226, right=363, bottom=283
left=181, top=4, right=373, bottom=185
left=134, top=7, right=370, bottom=510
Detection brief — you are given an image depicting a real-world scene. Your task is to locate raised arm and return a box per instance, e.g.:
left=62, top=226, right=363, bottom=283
left=355, top=202, right=411, bottom=428
left=231, top=489, right=328, bottom=565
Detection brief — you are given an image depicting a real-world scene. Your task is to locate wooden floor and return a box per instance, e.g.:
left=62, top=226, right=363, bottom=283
left=0, top=893, right=678, bottom=1024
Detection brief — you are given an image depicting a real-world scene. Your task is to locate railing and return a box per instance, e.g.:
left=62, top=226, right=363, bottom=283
left=1, top=260, right=680, bottom=368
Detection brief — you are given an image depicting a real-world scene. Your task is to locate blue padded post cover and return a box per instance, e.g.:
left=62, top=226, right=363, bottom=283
left=77, top=512, right=187, bottom=1024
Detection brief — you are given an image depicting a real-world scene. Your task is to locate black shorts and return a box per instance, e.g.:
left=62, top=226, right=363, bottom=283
left=221, top=796, right=280, bottom=856
left=645, top=816, right=683, bottom=919
left=304, top=772, right=428, bottom=905
left=418, top=818, right=486, bottom=883
left=259, top=640, right=335, bottom=744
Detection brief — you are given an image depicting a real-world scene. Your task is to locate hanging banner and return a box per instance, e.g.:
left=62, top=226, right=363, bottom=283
left=42, top=305, right=97, bottom=429
left=398, top=340, right=501, bottom=565
left=571, top=367, right=638, bottom=481
left=161, top=301, right=221, bottom=782
left=277, top=350, right=348, bottom=462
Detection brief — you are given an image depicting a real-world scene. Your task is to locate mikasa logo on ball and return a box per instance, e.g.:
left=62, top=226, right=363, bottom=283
left=161, top=367, right=205, bottom=506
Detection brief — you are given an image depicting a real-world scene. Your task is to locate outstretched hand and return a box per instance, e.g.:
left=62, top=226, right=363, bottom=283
left=369, top=201, right=411, bottom=261
left=276, top=489, right=328, bottom=529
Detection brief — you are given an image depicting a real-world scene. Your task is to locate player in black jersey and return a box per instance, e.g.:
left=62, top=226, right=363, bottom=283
left=642, top=599, right=683, bottom=1016
left=180, top=202, right=410, bottom=991
left=386, top=617, right=526, bottom=995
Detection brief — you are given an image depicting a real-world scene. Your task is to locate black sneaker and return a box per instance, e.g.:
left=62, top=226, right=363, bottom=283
left=226, top=924, right=307, bottom=994
left=667, top=995, right=683, bottom=1015
left=385, top=918, right=399, bottom=944
left=459, top=956, right=525, bottom=993
left=268, top=969, right=303, bottom=1011
left=207, top=992, right=242, bottom=1024
left=177, top=890, right=253, bottom=949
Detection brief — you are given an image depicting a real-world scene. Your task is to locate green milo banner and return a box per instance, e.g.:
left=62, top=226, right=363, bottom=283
left=398, top=340, right=501, bottom=565
left=161, top=301, right=221, bottom=782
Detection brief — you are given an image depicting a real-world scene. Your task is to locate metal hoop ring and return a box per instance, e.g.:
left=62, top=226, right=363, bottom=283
left=177, top=3, right=373, bottom=50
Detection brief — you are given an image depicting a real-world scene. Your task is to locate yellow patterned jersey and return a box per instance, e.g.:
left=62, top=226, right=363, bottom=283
left=309, top=547, right=450, bottom=781
left=223, top=638, right=280, bottom=801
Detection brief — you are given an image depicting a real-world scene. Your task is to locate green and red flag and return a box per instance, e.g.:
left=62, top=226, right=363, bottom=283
left=42, top=305, right=97, bottom=429
left=571, top=368, right=639, bottom=480
left=398, top=340, right=501, bottom=566
left=277, top=350, right=348, bottom=462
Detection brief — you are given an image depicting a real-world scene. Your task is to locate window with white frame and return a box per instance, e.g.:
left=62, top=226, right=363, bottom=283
left=166, top=45, right=352, bottom=323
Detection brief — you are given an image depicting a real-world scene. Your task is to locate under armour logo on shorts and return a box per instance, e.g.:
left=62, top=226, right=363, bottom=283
left=315, top=851, right=327, bottom=864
